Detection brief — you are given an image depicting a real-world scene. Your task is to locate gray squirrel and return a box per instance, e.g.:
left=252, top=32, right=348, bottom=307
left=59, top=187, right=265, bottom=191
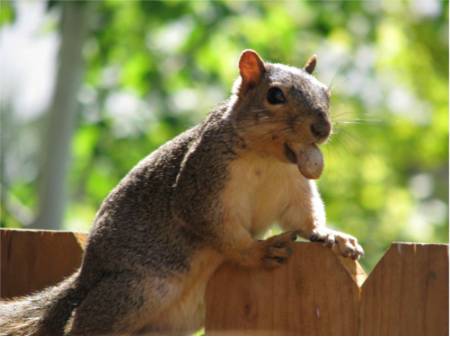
left=0, top=50, right=363, bottom=335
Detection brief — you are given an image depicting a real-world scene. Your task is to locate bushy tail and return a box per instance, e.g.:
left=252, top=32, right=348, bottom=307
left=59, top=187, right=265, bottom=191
left=0, top=270, right=89, bottom=335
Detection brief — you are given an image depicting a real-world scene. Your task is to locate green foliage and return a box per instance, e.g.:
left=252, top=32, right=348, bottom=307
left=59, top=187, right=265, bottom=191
left=0, top=0, right=15, bottom=26
left=4, top=0, right=449, bottom=271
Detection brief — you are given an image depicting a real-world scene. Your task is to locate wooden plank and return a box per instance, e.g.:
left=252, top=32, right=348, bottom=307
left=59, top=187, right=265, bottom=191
left=2, top=229, right=447, bottom=335
left=0, top=229, right=87, bottom=299
left=205, top=242, right=363, bottom=335
left=360, top=243, right=449, bottom=336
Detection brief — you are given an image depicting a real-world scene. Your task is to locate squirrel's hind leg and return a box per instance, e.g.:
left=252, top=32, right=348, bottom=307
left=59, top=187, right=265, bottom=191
left=67, top=272, right=179, bottom=335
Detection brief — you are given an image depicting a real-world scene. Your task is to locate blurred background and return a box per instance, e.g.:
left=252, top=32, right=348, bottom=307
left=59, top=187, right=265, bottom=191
left=0, top=0, right=448, bottom=271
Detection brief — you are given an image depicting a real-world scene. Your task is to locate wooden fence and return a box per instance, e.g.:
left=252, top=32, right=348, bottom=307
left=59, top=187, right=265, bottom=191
left=1, top=229, right=448, bottom=335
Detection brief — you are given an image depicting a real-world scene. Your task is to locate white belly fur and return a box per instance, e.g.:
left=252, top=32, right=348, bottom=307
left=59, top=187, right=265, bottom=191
left=223, top=152, right=300, bottom=236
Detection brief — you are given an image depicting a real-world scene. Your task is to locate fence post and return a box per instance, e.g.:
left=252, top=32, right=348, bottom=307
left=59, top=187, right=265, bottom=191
left=0, top=229, right=86, bottom=299
left=360, top=243, right=449, bottom=335
left=205, top=242, right=363, bottom=335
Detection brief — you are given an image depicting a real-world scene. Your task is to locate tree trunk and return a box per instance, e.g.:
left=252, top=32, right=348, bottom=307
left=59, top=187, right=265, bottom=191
left=32, top=2, right=90, bottom=229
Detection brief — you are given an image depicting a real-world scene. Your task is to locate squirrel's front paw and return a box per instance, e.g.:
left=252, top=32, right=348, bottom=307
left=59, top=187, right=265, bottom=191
left=261, top=231, right=298, bottom=269
left=309, top=228, right=364, bottom=260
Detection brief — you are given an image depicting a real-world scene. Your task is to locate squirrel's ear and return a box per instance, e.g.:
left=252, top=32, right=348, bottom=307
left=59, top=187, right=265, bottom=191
left=304, top=54, right=317, bottom=74
left=238, top=49, right=265, bottom=92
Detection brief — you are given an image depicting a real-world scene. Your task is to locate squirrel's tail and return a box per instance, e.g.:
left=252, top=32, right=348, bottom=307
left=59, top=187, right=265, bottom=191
left=0, top=269, right=90, bottom=335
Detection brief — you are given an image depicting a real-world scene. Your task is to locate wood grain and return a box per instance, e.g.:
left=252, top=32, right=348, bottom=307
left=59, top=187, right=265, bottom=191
left=360, top=243, right=449, bottom=336
left=205, top=242, right=362, bottom=335
left=1, top=229, right=448, bottom=336
left=0, top=229, right=87, bottom=299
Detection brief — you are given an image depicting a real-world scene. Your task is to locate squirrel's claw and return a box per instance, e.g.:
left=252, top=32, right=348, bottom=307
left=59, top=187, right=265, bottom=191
left=261, top=231, right=298, bottom=269
left=310, top=228, right=364, bottom=260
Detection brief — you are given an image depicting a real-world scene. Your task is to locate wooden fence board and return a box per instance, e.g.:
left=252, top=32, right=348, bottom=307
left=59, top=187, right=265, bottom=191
left=205, top=242, right=362, bottom=335
left=1, top=229, right=448, bottom=336
left=0, top=229, right=87, bottom=299
left=360, top=243, right=449, bottom=336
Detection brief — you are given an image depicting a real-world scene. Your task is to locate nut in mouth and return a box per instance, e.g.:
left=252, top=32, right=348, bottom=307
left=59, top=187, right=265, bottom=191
left=283, top=142, right=324, bottom=180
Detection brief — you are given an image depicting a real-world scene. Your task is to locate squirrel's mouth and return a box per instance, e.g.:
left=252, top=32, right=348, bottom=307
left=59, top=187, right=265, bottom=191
left=283, top=143, right=298, bottom=164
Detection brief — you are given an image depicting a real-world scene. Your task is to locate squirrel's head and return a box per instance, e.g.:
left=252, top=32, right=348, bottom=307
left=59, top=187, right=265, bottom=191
left=229, top=49, right=331, bottom=167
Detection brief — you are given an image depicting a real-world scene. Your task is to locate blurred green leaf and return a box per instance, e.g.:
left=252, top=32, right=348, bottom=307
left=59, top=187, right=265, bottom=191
left=4, top=0, right=448, bottom=272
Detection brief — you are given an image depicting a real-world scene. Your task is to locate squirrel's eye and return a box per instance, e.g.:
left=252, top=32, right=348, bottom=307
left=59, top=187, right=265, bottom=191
left=267, top=87, right=286, bottom=104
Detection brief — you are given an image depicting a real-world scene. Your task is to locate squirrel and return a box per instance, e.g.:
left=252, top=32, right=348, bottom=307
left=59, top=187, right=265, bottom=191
left=0, top=49, right=364, bottom=335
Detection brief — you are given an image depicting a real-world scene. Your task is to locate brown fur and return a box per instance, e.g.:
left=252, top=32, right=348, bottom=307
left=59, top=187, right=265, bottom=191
left=0, top=50, right=363, bottom=335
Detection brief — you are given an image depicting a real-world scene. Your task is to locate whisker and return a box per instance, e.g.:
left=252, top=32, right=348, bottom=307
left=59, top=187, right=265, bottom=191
left=336, top=129, right=365, bottom=153
left=328, top=71, right=339, bottom=92
left=334, top=119, right=381, bottom=125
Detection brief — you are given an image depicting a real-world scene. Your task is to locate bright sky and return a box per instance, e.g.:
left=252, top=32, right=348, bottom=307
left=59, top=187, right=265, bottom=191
left=0, top=1, right=58, bottom=122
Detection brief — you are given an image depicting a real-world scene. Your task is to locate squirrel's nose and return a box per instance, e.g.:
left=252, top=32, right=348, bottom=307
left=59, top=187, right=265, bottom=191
left=310, top=120, right=331, bottom=139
